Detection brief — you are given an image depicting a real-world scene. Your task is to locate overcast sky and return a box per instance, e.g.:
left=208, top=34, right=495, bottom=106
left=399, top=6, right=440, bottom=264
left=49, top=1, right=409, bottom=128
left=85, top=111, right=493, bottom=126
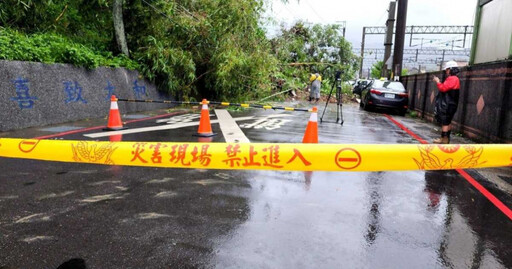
left=264, top=0, right=478, bottom=49
left=264, top=0, right=478, bottom=70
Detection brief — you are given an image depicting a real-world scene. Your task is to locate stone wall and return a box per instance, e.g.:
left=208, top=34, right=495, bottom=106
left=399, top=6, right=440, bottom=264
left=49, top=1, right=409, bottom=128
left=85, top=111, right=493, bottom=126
left=0, top=60, right=172, bottom=131
left=401, top=60, right=512, bottom=143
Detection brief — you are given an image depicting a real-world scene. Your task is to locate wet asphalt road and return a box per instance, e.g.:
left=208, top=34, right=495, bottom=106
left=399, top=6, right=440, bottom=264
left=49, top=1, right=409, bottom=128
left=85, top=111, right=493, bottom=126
left=0, top=103, right=511, bottom=269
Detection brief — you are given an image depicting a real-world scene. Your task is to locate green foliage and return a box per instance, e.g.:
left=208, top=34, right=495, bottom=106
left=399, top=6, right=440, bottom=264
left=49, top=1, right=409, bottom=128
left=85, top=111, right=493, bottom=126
left=0, top=1, right=356, bottom=102
left=134, top=36, right=196, bottom=99
left=408, top=110, right=418, bottom=118
left=124, top=0, right=277, bottom=101
left=271, top=22, right=360, bottom=93
left=371, top=61, right=407, bottom=78
left=0, top=27, right=138, bottom=69
left=0, top=0, right=114, bottom=50
left=371, top=61, right=384, bottom=79
left=341, top=83, right=352, bottom=95
left=0, top=0, right=276, bottom=101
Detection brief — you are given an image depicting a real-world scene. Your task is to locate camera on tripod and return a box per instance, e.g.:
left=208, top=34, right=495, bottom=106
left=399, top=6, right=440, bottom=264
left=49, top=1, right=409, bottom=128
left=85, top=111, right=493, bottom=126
left=335, top=70, right=343, bottom=80
left=335, top=70, right=343, bottom=90
left=320, top=69, right=344, bottom=125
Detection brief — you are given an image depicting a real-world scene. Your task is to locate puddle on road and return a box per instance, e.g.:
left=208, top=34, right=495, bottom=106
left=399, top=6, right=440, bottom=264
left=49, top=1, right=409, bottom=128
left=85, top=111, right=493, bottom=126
left=146, top=177, right=175, bottom=184
left=37, top=191, right=75, bottom=200
left=190, top=179, right=232, bottom=186
left=80, top=193, right=124, bottom=203
left=21, top=236, right=55, bottom=243
left=136, top=213, right=170, bottom=220
left=215, top=173, right=237, bottom=180
left=154, top=191, right=178, bottom=198
left=115, top=186, right=129, bottom=191
left=15, top=213, right=51, bottom=224
left=89, top=180, right=121, bottom=186
left=0, top=195, right=19, bottom=200
left=70, top=170, right=99, bottom=174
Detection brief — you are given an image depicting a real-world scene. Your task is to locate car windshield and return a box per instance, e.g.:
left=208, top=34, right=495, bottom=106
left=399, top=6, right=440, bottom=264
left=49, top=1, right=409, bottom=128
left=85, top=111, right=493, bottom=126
left=371, top=80, right=406, bottom=92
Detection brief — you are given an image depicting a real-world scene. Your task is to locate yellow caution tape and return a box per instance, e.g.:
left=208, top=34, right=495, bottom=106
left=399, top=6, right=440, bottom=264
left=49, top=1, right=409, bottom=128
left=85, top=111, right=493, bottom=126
left=0, top=138, right=510, bottom=171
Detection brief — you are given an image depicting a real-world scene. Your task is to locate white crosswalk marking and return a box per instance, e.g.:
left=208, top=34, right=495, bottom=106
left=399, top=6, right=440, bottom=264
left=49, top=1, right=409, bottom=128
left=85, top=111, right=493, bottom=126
left=214, top=109, right=250, bottom=143
left=83, top=116, right=254, bottom=138
left=84, top=113, right=294, bottom=139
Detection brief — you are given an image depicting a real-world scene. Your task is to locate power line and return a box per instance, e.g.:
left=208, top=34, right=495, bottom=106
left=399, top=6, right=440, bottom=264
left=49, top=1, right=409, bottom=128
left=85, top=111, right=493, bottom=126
left=374, top=9, right=388, bottom=25
left=354, top=48, right=471, bottom=56
left=303, top=0, right=326, bottom=23
left=363, top=25, right=474, bottom=35
left=141, top=0, right=178, bottom=24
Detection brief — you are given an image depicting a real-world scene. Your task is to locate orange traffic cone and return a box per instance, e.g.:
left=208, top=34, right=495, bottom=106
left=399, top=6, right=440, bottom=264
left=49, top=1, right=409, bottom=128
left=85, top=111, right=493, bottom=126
left=195, top=99, right=216, bottom=137
left=302, top=107, right=318, bottom=143
left=104, top=95, right=126, bottom=131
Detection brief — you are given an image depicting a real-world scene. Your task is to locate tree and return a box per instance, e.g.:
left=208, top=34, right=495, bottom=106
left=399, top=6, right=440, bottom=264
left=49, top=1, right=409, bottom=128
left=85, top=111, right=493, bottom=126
left=371, top=61, right=384, bottom=79
left=271, top=22, right=359, bottom=90
left=113, top=0, right=129, bottom=56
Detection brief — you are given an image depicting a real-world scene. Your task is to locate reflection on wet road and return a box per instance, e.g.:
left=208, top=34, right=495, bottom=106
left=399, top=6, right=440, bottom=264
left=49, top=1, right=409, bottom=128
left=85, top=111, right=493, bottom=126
left=0, top=104, right=510, bottom=268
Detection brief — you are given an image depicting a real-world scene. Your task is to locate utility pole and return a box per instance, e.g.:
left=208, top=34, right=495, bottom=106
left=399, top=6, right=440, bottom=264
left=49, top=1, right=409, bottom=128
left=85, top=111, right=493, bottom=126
left=359, top=27, right=366, bottom=78
left=382, top=1, right=396, bottom=78
left=392, top=0, right=408, bottom=80
left=439, top=49, right=446, bottom=71
left=336, top=21, right=347, bottom=38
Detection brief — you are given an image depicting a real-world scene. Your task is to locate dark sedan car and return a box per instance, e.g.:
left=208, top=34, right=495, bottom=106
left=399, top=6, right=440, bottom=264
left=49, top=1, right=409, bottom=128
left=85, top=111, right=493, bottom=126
left=360, top=80, right=409, bottom=116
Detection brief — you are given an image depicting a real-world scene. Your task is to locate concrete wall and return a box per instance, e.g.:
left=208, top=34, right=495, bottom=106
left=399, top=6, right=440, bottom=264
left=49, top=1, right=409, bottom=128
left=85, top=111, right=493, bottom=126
left=401, top=60, right=512, bottom=143
left=0, top=60, right=172, bottom=131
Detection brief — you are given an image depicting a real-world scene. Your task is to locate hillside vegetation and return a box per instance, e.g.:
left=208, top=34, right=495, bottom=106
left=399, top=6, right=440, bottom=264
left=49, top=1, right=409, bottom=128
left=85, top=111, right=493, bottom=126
left=0, top=0, right=358, bottom=101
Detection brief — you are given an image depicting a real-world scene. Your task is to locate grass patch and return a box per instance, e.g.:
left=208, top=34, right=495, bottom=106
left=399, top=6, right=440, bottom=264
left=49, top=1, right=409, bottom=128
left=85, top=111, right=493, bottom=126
left=0, top=27, right=138, bottom=70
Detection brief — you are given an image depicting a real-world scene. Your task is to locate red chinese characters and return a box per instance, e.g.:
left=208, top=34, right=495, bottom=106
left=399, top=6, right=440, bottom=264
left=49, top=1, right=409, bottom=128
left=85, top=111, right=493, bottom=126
left=130, top=143, right=211, bottom=167
left=191, top=145, right=212, bottom=166
left=129, top=143, right=313, bottom=169
left=243, top=146, right=261, bottom=167
left=287, top=148, right=312, bottom=166
left=149, top=143, right=167, bottom=163
left=222, top=144, right=311, bottom=169
left=130, top=143, right=148, bottom=163
left=262, top=145, right=283, bottom=168
left=169, top=144, right=191, bottom=166
left=223, top=144, right=242, bottom=167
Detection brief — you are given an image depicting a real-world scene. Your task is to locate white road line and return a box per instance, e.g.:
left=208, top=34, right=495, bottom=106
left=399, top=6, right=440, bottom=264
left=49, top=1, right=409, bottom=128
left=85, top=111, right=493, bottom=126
left=155, top=114, right=208, bottom=124
left=214, top=109, right=250, bottom=143
left=83, top=116, right=255, bottom=138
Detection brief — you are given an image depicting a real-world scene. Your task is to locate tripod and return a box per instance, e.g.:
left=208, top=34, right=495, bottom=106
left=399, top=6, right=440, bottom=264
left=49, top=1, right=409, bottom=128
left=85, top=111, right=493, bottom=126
left=320, top=76, right=344, bottom=125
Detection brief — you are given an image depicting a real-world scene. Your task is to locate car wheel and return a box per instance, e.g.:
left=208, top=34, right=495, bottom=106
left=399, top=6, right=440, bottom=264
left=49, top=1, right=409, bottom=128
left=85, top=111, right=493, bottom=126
left=363, top=96, right=371, bottom=111
left=363, top=101, right=371, bottom=111
left=398, top=109, right=407, bottom=116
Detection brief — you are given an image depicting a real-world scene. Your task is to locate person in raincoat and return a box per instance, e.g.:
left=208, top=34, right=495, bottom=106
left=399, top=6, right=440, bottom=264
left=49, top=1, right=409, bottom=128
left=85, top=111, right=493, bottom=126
left=309, top=72, right=322, bottom=104
left=432, top=60, right=460, bottom=144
